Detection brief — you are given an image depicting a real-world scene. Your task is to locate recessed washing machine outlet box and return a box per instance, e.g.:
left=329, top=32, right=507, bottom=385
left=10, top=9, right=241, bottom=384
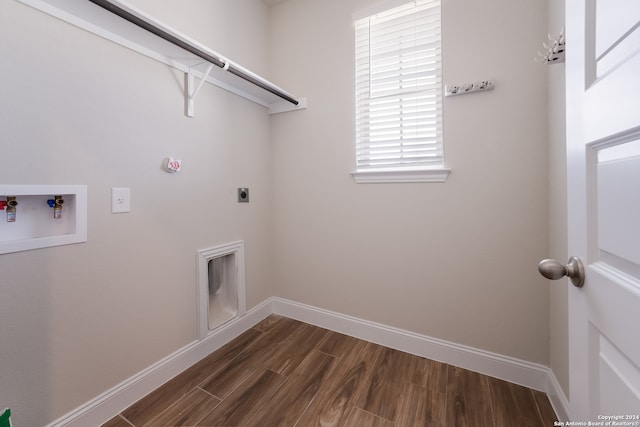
left=0, top=185, right=88, bottom=254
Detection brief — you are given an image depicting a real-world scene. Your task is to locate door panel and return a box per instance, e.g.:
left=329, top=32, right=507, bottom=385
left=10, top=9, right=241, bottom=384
left=597, top=147, right=640, bottom=266
left=583, top=1, right=640, bottom=141
left=586, top=265, right=640, bottom=417
left=566, top=0, right=640, bottom=420
left=592, top=2, right=640, bottom=79
left=593, top=0, right=640, bottom=59
left=597, top=333, right=640, bottom=414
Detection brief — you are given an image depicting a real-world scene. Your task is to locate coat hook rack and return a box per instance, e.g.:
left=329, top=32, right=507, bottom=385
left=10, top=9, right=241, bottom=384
left=536, top=28, right=565, bottom=64
left=444, top=78, right=495, bottom=97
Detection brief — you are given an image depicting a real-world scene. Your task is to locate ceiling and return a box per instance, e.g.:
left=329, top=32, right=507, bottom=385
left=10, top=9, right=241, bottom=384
left=262, top=0, right=289, bottom=6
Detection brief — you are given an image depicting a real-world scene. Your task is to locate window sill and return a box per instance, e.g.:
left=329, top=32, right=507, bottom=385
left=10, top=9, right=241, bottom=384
left=350, top=168, right=451, bottom=183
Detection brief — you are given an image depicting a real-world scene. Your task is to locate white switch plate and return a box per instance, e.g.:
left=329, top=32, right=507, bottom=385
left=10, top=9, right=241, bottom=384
left=112, top=187, right=130, bottom=213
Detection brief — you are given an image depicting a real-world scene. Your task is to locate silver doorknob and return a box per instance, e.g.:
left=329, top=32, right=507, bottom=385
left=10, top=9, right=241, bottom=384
left=538, top=257, right=585, bottom=288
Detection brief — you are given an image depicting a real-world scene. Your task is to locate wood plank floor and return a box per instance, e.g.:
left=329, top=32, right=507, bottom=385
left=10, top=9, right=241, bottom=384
left=102, top=315, right=558, bottom=427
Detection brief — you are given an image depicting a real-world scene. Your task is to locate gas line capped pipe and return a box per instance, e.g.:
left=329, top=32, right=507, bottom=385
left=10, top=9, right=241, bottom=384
left=6, top=196, right=17, bottom=222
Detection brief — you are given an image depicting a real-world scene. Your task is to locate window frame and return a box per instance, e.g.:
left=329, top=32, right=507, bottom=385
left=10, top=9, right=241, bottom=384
left=351, top=0, right=450, bottom=184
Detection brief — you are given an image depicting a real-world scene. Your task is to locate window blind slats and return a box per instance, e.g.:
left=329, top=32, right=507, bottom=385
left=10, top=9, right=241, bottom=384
left=355, top=0, right=443, bottom=171
left=369, top=27, right=441, bottom=50
left=358, top=145, right=442, bottom=154
left=369, top=28, right=441, bottom=50
left=357, top=111, right=442, bottom=128
left=366, top=4, right=440, bottom=30
left=357, top=115, right=442, bottom=129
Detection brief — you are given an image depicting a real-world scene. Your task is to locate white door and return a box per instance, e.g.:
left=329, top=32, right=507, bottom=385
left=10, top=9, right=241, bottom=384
left=565, top=0, right=640, bottom=420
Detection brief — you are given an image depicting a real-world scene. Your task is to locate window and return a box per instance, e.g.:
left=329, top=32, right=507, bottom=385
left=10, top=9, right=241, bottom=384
left=352, top=0, right=449, bottom=183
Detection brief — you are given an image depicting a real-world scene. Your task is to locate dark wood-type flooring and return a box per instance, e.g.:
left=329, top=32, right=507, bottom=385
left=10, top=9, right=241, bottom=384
left=102, top=315, right=558, bottom=426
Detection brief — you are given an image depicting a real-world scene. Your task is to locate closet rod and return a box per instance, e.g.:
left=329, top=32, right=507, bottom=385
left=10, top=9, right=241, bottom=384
left=87, top=0, right=299, bottom=106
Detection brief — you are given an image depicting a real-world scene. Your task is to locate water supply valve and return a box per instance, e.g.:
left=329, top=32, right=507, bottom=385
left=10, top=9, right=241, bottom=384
left=6, top=196, right=17, bottom=222
left=47, top=195, right=64, bottom=219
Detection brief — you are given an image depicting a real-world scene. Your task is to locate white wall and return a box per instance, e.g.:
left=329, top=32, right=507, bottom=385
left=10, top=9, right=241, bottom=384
left=0, top=1, right=273, bottom=425
left=547, top=0, right=570, bottom=400
left=269, top=0, right=550, bottom=364
left=0, top=0, right=558, bottom=424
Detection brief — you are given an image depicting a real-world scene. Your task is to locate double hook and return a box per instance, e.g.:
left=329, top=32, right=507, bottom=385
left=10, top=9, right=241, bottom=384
left=536, top=29, right=565, bottom=64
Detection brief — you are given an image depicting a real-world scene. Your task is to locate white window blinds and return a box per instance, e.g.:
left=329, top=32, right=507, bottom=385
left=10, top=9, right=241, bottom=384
left=355, top=0, right=442, bottom=171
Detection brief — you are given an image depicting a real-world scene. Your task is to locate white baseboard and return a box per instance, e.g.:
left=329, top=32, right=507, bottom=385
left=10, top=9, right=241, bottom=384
left=272, top=298, right=549, bottom=389
left=546, top=368, right=571, bottom=421
left=46, top=296, right=570, bottom=426
left=272, top=297, right=571, bottom=419
left=45, top=299, right=272, bottom=427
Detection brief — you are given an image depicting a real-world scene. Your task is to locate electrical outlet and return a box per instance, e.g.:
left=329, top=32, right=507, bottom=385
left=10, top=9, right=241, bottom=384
left=111, top=187, right=131, bottom=213
left=238, top=188, right=249, bottom=203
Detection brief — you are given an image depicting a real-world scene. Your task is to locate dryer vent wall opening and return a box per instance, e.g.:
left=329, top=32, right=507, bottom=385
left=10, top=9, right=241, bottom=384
left=197, top=241, right=246, bottom=339
left=207, top=254, right=237, bottom=329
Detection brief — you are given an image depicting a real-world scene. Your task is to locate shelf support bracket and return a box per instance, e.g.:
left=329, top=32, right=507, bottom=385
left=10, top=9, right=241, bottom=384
left=187, top=63, right=216, bottom=117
